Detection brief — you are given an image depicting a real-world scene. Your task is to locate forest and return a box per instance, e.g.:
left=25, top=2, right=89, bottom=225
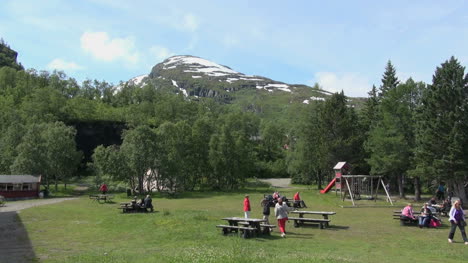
left=0, top=41, right=467, bottom=203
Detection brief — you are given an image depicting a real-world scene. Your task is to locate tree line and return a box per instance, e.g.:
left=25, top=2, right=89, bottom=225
left=0, top=44, right=466, bottom=202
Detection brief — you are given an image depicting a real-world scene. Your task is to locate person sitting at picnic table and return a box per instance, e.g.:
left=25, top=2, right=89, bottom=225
left=131, top=196, right=138, bottom=209
left=144, top=195, right=153, bottom=212
left=401, top=203, right=416, bottom=221
left=273, top=191, right=280, bottom=200
left=441, top=199, right=451, bottom=215
left=243, top=195, right=251, bottom=219
left=275, top=198, right=293, bottom=238
left=429, top=197, right=437, bottom=206
left=419, top=203, right=433, bottom=228
left=293, top=191, right=307, bottom=208
left=99, top=183, right=108, bottom=195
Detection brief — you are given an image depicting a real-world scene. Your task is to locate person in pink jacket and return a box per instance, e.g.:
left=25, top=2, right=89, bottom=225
left=243, top=195, right=251, bottom=218
left=401, top=203, right=416, bottom=221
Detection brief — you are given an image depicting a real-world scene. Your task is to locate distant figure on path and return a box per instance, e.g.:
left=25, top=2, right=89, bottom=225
left=244, top=195, right=251, bottom=218
left=436, top=183, right=445, bottom=201
left=275, top=198, right=292, bottom=238
left=448, top=200, right=468, bottom=245
left=99, top=183, right=108, bottom=194
left=401, top=203, right=416, bottom=221
left=144, top=195, right=153, bottom=212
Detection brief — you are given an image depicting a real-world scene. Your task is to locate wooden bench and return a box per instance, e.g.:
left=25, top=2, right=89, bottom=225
left=288, top=217, right=331, bottom=229
left=216, top=225, right=256, bottom=238
left=119, top=202, right=149, bottom=213
left=392, top=212, right=418, bottom=226
left=259, top=224, right=276, bottom=235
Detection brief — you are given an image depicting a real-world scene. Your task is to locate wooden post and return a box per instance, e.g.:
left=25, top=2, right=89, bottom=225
left=345, top=177, right=355, bottom=206
left=381, top=178, right=393, bottom=205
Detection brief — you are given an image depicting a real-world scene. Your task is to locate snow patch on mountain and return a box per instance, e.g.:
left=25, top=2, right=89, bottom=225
left=265, top=83, right=291, bottom=92
left=129, top=74, right=148, bottom=85
left=164, top=55, right=238, bottom=77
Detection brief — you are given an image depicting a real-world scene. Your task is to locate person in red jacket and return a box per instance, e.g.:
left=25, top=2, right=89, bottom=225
left=244, top=195, right=251, bottom=218
left=293, top=191, right=307, bottom=208
left=99, top=183, right=108, bottom=195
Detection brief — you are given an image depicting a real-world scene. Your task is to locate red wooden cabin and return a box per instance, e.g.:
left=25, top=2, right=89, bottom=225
left=0, top=175, right=41, bottom=199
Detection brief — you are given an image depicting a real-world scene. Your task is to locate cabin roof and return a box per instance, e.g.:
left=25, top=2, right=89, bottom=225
left=0, top=175, right=42, bottom=183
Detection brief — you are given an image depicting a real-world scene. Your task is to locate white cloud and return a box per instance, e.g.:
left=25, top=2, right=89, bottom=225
left=80, top=31, right=139, bottom=64
left=222, top=34, right=239, bottom=48
left=149, top=45, right=175, bottom=62
left=314, top=72, right=370, bottom=97
left=182, top=14, right=199, bottom=32
left=47, top=58, right=84, bottom=71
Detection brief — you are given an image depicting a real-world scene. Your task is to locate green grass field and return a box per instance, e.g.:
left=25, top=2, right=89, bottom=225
left=18, top=185, right=468, bottom=263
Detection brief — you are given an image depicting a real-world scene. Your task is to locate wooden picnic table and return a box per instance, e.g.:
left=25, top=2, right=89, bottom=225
left=89, top=194, right=114, bottom=203
left=289, top=210, right=336, bottom=228
left=219, top=217, right=272, bottom=237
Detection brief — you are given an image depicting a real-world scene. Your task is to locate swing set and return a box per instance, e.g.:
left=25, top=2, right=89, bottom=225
left=322, top=162, right=393, bottom=207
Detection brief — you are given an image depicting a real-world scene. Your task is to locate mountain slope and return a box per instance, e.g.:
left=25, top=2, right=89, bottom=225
left=122, top=55, right=365, bottom=115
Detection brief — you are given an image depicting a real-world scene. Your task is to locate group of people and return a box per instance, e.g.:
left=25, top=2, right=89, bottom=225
left=243, top=191, right=307, bottom=238
left=99, top=183, right=154, bottom=212
left=131, top=195, right=154, bottom=212
left=402, top=199, right=467, bottom=245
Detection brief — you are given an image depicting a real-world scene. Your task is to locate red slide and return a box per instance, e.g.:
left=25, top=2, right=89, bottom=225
left=320, top=178, right=336, bottom=194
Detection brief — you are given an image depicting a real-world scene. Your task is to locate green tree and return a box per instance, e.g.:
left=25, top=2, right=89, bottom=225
left=414, top=57, right=468, bottom=204
left=120, top=125, right=158, bottom=193
left=379, top=60, right=399, bottom=98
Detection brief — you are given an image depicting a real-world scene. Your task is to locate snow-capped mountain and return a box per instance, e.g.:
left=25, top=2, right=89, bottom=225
left=119, top=55, right=363, bottom=108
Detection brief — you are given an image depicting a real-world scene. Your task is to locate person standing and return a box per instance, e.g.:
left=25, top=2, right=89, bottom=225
left=262, top=197, right=273, bottom=231
left=243, top=195, right=251, bottom=218
left=448, top=200, right=468, bottom=244
left=275, top=198, right=292, bottom=238
left=99, top=183, right=108, bottom=195
left=436, top=183, right=445, bottom=201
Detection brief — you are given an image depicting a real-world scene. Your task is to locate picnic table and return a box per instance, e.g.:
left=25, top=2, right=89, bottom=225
left=392, top=210, right=420, bottom=225
left=289, top=210, right=336, bottom=229
left=217, top=217, right=275, bottom=238
left=89, top=194, right=114, bottom=203
left=119, top=201, right=151, bottom=213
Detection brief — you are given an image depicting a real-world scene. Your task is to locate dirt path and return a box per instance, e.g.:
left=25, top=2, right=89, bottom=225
left=0, top=198, right=77, bottom=263
left=259, top=178, right=292, bottom=188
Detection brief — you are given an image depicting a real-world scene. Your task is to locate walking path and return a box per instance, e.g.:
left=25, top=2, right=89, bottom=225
left=259, top=178, right=293, bottom=188
left=0, top=197, right=77, bottom=263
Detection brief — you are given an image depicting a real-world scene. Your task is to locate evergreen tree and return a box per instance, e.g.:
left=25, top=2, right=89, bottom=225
left=379, top=60, right=399, bottom=98
left=366, top=81, right=419, bottom=198
left=414, top=57, right=468, bottom=204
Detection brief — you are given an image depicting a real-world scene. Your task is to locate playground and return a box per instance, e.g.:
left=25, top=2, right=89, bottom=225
left=2, top=180, right=468, bottom=263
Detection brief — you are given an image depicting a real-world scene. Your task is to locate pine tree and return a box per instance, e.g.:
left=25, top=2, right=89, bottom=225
left=379, top=60, right=399, bottom=98
left=414, top=57, right=468, bottom=204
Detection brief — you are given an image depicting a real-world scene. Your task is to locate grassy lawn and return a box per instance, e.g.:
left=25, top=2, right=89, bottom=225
left=19, top=186, right=468, bottom=263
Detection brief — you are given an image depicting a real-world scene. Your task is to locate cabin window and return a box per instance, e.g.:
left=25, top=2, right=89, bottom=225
left=6, top=184, right=13, bottom=191
left=0, top=184, right=6, bottom=191
left=22, top=184, right=32, bottom=190
left=13, top=183, right=22, bottom=190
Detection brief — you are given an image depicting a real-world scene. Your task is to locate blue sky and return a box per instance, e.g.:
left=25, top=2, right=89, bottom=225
left=1, top=0, right=467, bottom=97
